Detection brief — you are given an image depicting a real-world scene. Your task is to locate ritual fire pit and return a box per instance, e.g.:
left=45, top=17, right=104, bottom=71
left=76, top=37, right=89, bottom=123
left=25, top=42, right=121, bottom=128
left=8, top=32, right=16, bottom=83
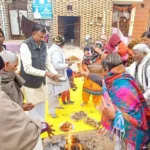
left=64, top=134, right=90, bottom=150
left=44, top=134, right=90, bottom=150
left=44, top=131, right=115, bottom=150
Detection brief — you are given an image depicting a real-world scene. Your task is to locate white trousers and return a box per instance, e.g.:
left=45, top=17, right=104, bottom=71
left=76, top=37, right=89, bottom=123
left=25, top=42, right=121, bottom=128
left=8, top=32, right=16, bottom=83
left=48, top=93, right=60, bottom=115
left=23, top=85, right=46, bottom=121
left=25, top=112, right=44, bottom=150
left=28, top=102, right=45, bottom=122
left=33, top=137, right=44, bottom=150
left=23, top=84, right=46, bottom=105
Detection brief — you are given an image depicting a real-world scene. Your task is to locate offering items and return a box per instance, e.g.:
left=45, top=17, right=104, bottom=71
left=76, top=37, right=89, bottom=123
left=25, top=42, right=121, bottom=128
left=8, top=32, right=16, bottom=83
left=60, top=121, right=74, bottom=132
left=68, top=56, right=80, bottom=61
left=84, top=117, right=100, bottom=129
left=71, top=111, right=87, bottom=121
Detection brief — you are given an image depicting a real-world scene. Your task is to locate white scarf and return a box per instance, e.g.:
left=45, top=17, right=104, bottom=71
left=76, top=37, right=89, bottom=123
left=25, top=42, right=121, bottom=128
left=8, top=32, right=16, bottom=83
left=128, top=53, right=150, bottom=91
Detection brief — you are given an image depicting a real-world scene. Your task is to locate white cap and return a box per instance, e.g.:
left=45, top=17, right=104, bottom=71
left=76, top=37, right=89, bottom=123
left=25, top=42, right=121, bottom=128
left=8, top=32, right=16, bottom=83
left=0, top=51, right=18, bottom=63
left=133, top=44, right=150, bottom=54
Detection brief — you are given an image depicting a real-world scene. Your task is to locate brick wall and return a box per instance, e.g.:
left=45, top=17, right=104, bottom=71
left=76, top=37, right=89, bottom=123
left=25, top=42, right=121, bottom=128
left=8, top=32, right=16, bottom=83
left=132, top=0, right=150, bottom=38
left=52, top=0, right=112, bottom=45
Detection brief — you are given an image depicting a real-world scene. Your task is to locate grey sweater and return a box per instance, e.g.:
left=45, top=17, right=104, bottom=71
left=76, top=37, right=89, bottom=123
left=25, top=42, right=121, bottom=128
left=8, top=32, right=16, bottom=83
left=88, top=74, right=103, bottom=86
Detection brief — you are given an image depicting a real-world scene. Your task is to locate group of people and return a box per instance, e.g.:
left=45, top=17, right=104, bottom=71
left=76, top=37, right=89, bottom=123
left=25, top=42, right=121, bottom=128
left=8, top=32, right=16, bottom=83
left=0, top=25, right=75, bottom=150
left=79, top=32, right=150, bottom=150
left=0, top=23, right=150, bottom=150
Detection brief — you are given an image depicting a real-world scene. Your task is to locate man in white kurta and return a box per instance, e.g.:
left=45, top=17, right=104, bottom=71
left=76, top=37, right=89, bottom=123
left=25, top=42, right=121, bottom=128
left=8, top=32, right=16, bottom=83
left=20, top=25, right=58, bottom=122
left=126, top=44, right=150, bottom=108
left=47, top=35, right=73, bottom=118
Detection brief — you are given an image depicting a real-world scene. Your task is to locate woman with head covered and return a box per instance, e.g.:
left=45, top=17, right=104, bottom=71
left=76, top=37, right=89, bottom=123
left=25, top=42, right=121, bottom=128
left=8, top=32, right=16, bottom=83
left=104, top=33, right=133, bottom=66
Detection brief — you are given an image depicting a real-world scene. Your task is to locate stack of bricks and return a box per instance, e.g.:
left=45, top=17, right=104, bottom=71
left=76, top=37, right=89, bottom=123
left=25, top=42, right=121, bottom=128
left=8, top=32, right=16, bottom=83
left=27, top=0, right=53, bottom=47
left=0, top=0, right=11, bottom=40
left=52, top=0, right=112, bottom=46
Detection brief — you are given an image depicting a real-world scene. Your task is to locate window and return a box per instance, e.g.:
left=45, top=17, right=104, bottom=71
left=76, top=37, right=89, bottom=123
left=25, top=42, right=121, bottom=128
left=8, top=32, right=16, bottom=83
left=67, top=5, right=72, bottom=11
left=141, top=4, right=145, bottom=8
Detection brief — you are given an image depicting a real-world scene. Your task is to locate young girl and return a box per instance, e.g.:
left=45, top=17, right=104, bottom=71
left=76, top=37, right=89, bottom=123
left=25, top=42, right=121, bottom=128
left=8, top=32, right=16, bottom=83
left=67, top=67, right=77, bottom=91
left=61, top=68, right=75, bottom=105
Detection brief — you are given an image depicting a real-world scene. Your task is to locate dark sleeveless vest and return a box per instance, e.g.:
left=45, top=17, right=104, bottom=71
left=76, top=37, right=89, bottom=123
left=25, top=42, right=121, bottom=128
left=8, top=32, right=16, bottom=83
left=20, top=37, right=46, bottom=88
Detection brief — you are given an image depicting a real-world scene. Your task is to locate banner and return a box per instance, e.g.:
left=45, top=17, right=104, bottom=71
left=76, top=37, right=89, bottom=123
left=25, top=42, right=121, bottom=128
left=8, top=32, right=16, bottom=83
left=32, top=0, right=52, bottom=19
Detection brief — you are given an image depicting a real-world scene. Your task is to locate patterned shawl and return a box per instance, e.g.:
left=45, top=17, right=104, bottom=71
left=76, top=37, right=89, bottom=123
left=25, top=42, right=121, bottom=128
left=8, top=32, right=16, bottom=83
left=83, top=51, right=100, bottom=65
left=100, top=64, right=150, bottom=150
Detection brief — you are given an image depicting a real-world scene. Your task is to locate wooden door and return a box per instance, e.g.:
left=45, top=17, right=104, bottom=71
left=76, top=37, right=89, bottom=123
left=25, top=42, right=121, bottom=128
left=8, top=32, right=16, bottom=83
left=9, top=3, right=27, bottom=39
left=74, top=17, right=80, bottom=47
left=9, top=9, right=20, bottom=35
left=112, top=16, right=130, bottom=37
left=58, top=17, right=65, bottom=37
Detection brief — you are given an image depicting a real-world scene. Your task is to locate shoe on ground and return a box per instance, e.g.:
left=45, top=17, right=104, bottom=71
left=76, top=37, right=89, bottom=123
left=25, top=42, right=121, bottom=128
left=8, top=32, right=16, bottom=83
left=50, top=113, right=57, bottom=118
left=55, top=106, right=64, bottom=109
left=68, top=100, right=74, bottom=104
left=63, top=101, right=67, bottom=105
left=72, top=87, right=77, bottom=91
left=72, top=88, right=77, bottom=91
left=81, top=102, right=87, bottom=106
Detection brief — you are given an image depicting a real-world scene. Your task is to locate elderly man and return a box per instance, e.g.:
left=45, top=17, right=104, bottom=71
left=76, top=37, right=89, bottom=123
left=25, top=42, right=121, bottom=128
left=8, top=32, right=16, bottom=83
left=126, top=44, right=150, bottom=150
left=20, top=24, right=58, bottom=121
left=0, top=55, right=55, bottom=150
left=126, top=44, right=150, bottom=107
left=0, top=28, right=5, bottom=52
left=47, top=35, right=73, bottom=118
left=0, top=51, right=34, bottom=111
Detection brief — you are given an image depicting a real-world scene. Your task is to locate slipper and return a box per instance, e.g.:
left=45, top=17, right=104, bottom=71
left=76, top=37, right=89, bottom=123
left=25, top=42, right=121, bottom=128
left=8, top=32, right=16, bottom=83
left=55, top=106, right=64, bottom=109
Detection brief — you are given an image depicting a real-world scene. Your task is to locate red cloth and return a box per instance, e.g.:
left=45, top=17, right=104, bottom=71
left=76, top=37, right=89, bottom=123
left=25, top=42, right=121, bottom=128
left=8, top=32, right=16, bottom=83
left=104, top=33, right=121, bottom=53
left=21, top=15, right=50, bottom=38
left=104, top=33, right=133, bottom=61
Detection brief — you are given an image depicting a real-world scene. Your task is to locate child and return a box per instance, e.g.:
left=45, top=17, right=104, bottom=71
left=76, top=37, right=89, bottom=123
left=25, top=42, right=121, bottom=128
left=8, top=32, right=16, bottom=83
left=83, top=47, right=91, bottom=57
left=61, top=68, right=75, bottom=105
left=67, top=67, right=77, bottom=91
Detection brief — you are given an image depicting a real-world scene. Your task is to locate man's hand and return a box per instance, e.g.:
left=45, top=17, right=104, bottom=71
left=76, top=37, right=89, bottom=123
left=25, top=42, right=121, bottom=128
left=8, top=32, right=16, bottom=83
left=41, top=122, right=55, bottom=139
left=45, top=72, right=58, bottom=80
left=77, top=70, right=89, bottom=77
left=68, top=61, right=74, bottom=66
left=23, top=103, right=34, bottom=111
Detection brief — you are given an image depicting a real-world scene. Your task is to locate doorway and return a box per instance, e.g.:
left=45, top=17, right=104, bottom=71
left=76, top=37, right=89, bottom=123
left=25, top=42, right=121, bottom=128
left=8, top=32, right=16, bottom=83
left=9, top=0, right=27, bottom=39
left=58, top=16, right=80, bottom=47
